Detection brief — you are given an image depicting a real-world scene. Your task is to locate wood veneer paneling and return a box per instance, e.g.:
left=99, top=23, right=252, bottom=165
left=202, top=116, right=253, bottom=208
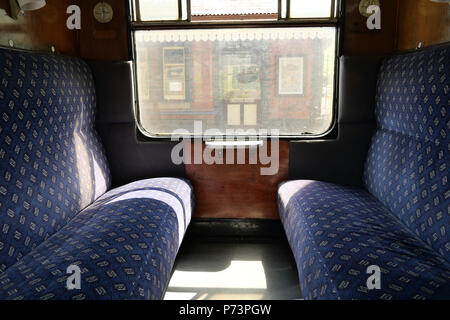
left=343, top=0, right=399, bottom=55
left=0, top=0, right=77, bottom=54
left=0, top=0, right=129, bottom=61
left=344, top=0, right=449, bottom=55
left=396, top=0, right=449, bottom=51
left=77, top=0, right=129, bottom=61
left=186, top=141, right=289, bottom=219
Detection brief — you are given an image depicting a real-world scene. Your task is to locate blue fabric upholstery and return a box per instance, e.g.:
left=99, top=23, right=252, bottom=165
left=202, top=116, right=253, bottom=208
left=0, top=47, right=195, bottom=300
left=0, top=178, right=194, bottom=300
left=0, top=48, right=111, bottom=272
left=279, top=181, right=450, bottom=300
left=364, top=45, right=450, bottom=259
left=279, top=44, right=450, bottom=299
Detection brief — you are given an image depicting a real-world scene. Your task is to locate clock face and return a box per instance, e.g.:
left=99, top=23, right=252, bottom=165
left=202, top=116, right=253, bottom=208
left=93, top=2, right=114, bottom=23
left=359, top=0, right=380, bottom=18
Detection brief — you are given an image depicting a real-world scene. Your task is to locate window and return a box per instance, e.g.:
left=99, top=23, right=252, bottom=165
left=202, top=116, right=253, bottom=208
left=163, top=48, right=186, bottom=101
left=131, top=1, right=340, bottom=138
left=191, top=0, right=278, bottom=21
left=134, top=0, right=183, bottom=21
left=289, top=0, right=334, bottom=18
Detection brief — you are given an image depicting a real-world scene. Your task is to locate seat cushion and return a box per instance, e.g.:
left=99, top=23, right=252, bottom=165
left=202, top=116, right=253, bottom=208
left=364, top=44, right=450, bottom=259
left=278, top=180, right=450, bottom=300
left=0, top=178, right=194, bottom=300
left=0, top=48, right=111, bottom=272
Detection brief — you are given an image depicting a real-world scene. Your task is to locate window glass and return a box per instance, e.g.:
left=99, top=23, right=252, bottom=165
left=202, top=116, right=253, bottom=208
left=134, top=27, right=336, bottom=137
left=191, top=0, right=278, bottom=21
left=290, top=0, right=333, bottom=18
left=137, top=0, right=179, bottom=21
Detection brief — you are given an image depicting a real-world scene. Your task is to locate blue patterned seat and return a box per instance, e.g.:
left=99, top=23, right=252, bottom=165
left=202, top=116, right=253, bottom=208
left=0, top=178, right=193, bottom=300
left=279, top=44, right=450, bottom=299
left=279, top=180, right=450, bottom=299
left=0, top=48, right=194, bottom=299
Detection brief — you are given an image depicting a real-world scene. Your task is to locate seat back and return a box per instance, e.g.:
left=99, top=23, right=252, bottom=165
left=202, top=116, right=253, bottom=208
left=0, top=48, right=111, bottom=272
left=364, top=43, right=450, bottom=260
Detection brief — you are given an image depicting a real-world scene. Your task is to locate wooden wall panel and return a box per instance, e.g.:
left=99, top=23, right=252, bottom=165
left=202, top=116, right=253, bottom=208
left=186, top=142, right=289, bottom=219
left=77, top=0, right=129, bottom=61
left=344, top=0, right=449, bottom=55
left=0, top=0, right=129, bottom=61
left=343, top=0, right=398, bottom=55
left=396, top=0, right=450, bottom=51
left=0, top=0, right=77, bottom=55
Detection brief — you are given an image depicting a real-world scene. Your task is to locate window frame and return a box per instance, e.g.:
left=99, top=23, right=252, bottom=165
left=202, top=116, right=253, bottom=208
left=129, top=0, right=344, bottom=139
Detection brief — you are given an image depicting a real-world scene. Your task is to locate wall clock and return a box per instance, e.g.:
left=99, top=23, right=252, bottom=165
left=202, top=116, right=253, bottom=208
left=358, top=0, right=380, bottom=18
left=93, top=2, right=114, bottom=23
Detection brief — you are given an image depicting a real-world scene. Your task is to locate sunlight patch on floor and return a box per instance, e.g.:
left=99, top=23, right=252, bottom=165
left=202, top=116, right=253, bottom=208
left=164, top=292, right=198, bottom=300
left=196, top=293, right=265, bottom=300
left=168, top=260, right=267, bottom=289
left=164, top=260, right=267, bottom=300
